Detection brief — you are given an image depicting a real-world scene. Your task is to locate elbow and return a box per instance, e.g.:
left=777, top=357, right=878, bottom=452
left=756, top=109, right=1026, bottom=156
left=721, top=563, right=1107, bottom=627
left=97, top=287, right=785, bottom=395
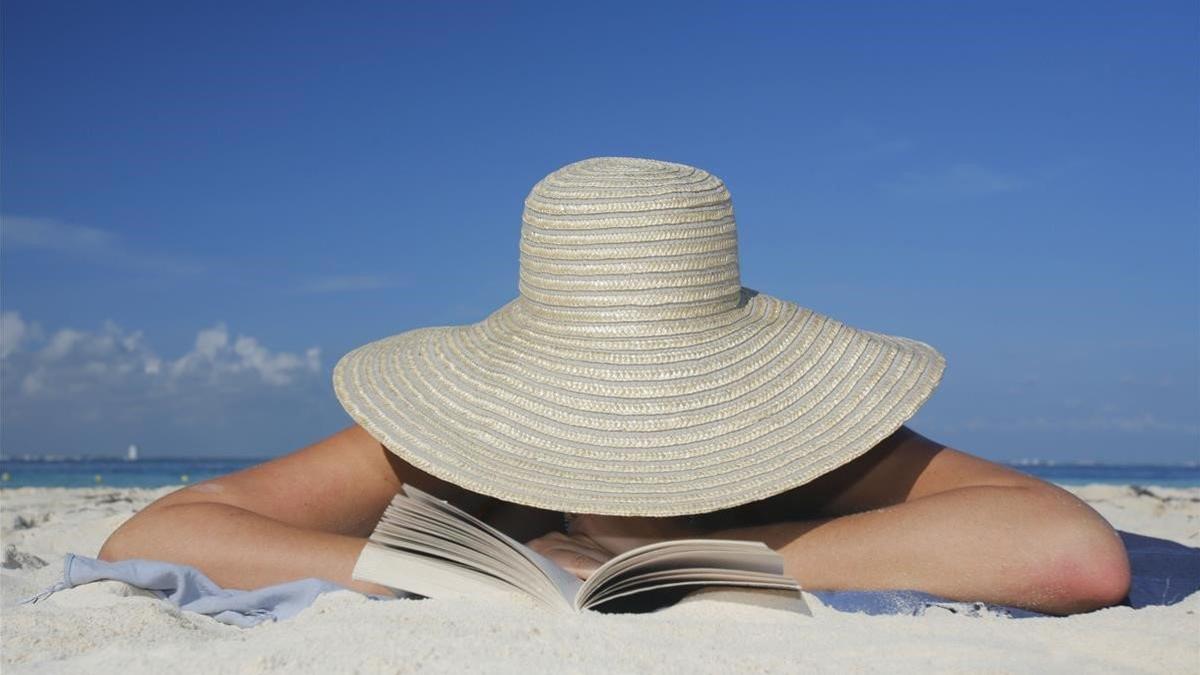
left=98, top=521, right=134, bottom=562
left=1037, top=536, right=1131, bottom=615
left=1019, top=488, right=1132, bottom=615
left=97, top=538, right=120, bottom=562
left=97, top=502, right=177, bottom=563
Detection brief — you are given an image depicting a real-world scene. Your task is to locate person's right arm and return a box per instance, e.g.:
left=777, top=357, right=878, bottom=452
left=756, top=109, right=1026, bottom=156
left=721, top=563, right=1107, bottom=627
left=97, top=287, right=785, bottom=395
left=97, top=424, right=482, bottom=595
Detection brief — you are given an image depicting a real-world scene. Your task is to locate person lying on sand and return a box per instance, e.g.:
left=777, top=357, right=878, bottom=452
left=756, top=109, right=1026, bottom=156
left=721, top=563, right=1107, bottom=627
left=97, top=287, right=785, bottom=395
left=97, top=158, right=1131, bottom=616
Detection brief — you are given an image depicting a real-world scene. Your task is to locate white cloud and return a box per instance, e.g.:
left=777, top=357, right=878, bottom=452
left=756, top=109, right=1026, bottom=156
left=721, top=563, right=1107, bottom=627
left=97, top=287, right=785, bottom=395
left=0, top=311, right=40, bottom=359
left=169, top=323, right=321, bottom=386
left=2, top=312, right=321, bottom=400
left=12, top=318, right=162, bottom=397
left=41, top=328, right=86, bottom=361
left=1, top=214, right=202, bottom=274
left=2, top=215, right=116, bottom=252
left=884, top=163, right=1024, bottom=198
left=0, top=312, right=341, bottom=457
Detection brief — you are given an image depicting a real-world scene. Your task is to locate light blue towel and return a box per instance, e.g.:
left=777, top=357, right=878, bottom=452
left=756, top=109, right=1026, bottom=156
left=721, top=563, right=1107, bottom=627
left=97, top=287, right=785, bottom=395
left=21, top=530, right=1199, bottom=626
left=20, top=553, right=401, bottom=627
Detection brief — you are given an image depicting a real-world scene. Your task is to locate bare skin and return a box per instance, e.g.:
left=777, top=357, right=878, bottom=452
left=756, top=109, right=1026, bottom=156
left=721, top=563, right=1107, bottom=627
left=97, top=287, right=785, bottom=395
left=98, top=424, right=1131, bottom=615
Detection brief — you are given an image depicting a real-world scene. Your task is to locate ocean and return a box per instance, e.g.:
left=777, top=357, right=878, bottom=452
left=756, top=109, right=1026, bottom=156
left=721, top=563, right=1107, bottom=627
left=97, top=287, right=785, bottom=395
left=0, top=457, right=1197, bottom=489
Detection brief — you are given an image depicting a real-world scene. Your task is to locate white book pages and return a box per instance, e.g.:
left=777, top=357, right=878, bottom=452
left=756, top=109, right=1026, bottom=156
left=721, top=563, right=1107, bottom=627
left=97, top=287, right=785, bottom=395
left=587, top=568, right=796, bottom=605
left=583, top=579, right=803, bottom=612
left=400, top=485, right=582, bottom=605
left=373, top=503, right=549, bottom=597
left=577, top=539, right=787, bottom=605
left=353, top=542, right=528, bottom=603
left=355, top=486, right=802, bottom=613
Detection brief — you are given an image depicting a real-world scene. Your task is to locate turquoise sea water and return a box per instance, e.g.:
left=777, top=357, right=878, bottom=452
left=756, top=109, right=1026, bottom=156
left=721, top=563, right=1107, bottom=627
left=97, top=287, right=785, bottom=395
left=0, top=458, right=266, bottom=489
left=0, top=458, right=1197, bottom=489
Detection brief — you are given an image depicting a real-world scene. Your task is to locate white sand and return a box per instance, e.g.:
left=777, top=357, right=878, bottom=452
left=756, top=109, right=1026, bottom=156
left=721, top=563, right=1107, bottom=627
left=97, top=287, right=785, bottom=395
left=2, top=484, right=1197, bottom=674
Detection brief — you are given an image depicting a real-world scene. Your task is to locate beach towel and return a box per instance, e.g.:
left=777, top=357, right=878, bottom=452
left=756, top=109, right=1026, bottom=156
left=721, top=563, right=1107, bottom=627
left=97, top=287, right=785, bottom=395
left=20, top=530, right=1199, bottom=627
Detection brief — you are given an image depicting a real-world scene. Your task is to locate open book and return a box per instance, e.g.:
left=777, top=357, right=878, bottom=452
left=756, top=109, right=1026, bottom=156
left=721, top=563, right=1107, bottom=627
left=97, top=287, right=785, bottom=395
left=353, top=484, right=802, bottom=613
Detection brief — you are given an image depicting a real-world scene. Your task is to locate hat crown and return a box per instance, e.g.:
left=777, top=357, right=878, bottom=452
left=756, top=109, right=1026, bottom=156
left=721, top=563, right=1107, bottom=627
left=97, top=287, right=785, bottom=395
left=518, top=158, right=743, bottom=327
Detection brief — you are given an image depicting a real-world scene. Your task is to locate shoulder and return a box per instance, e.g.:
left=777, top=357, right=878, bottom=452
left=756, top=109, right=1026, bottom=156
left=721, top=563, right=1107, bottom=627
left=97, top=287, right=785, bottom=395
left=336, top=425, right=497, bottom=515
left=161, top=424, right=498, bottom=527
left=718, top=425, right=1043, bottom=523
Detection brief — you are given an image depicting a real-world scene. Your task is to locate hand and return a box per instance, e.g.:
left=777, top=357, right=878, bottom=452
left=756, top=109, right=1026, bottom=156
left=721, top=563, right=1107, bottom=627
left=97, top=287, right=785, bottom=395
left=566, top=513, right=704, bottom=557
left=524, top=531, right=614, bottom=580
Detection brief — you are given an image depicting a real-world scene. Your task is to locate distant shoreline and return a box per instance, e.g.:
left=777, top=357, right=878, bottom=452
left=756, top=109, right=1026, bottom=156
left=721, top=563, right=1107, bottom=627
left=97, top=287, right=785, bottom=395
left=1, top=457, right=1198, bottom=489
left=1, top=455, right=1196, bottom=467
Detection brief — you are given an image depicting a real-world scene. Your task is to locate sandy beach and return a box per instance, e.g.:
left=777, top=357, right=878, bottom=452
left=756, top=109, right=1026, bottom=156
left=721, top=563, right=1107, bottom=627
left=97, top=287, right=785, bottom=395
left=2, top=483, right=1197, bottom=674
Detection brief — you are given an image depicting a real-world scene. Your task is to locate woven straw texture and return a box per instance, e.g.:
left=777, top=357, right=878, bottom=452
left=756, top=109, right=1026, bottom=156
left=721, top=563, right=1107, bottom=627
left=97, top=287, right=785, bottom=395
left=333, top=158, right=945, bottom=516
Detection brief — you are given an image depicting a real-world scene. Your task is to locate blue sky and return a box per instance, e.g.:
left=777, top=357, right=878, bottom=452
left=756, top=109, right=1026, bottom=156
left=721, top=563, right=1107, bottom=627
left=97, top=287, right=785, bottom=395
left=2, top=1, right=1196, bottom=462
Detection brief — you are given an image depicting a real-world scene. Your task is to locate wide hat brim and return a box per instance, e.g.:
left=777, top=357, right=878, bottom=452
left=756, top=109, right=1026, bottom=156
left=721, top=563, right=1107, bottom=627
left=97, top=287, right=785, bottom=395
left=333, top=288, right=945, bottom=516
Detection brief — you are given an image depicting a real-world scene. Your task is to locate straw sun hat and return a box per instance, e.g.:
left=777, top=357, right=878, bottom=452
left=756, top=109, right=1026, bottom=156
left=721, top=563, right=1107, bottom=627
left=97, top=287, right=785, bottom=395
left=333, top=158, right=945, bottom=516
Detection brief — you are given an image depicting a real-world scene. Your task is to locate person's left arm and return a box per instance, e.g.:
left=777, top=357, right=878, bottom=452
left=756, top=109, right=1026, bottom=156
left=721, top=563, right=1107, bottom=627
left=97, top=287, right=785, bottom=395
left=531, top=427, right=1131, bottom=616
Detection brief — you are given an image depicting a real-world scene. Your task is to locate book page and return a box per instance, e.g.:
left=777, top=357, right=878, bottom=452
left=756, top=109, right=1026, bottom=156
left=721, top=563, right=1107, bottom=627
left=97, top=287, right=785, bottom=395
left=592, top=543, right=784, bottom=582
left=357, top=487, right=568, bottom=607
left=401, top=485, right=584, bottom=605
left=588, top=568, right=789, bottom=601
left=585, top=579, right=802, bottom=612
left=575, top=539, right=799, bottom=611
left=356, top=486, right=799, bottom=614
left=584, top=568, right=799, bottom=608
left=369, top=519, right=547, bottom=596
left=354, top=541, right=528, bottom=602
left=377, top=499, right=551, bottom=595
